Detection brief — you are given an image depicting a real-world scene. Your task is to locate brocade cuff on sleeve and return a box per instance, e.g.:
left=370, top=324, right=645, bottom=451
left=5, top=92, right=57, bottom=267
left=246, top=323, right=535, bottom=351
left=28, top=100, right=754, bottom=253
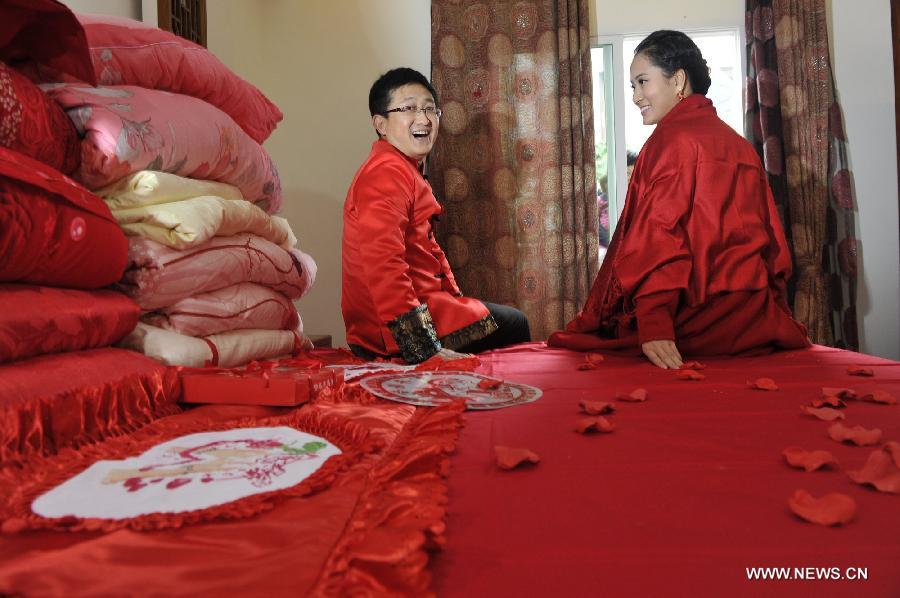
left=387, top=304, right=442, bottom=364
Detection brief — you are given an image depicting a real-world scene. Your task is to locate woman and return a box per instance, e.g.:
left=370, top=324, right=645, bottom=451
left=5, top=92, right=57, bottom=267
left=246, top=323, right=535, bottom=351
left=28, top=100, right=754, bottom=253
left=342, top=68, right=530, bottom=364
left=549, top=30, right=809, bottom=368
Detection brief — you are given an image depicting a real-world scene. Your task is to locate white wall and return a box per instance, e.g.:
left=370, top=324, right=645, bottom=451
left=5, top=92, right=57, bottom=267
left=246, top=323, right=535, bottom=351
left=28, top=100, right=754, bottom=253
left=828, top=0, right=900, bottom=360
left=255, top=2, right=431, bottom=348
left=593, top=0, right=744, bottom=37
left=62, top=0, right=139, bottom=18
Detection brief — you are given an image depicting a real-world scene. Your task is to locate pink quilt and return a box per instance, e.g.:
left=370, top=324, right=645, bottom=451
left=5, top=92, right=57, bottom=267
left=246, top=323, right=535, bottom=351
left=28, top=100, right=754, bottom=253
left=142, top=282, right=301, bottom=337
left=118, top=234, right=316, bottom=310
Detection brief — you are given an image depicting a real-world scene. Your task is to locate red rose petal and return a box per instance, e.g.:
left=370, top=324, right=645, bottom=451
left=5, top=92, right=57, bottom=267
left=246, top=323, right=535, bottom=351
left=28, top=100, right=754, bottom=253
left=579, top=400, right=615, bottom=415
left=576, top=353, right=605, bottom=370
left=828, top=422, right=883, bottom=446
left=586, top=353, right=605, bottom=365
left=811, top=396, right=846, bottom=409
left=477, top=378, right=503, bottom=390
left=575, top=416, right=615, bottom=434
left=822, top=387, right=857, bottom=401
left=616, top=388, right=648, bottom=402
left=495, top=446, right=540, bottom=470
left=801, top=406, right=845, bottom=421
left=748, top=377, right=779, bottom=391
left=787, top=489, right=856, bottom=526
left=847, top=448, right=900, bottom=494
left=675, top=370, right=705, bottom=381
left=681, top=360, right=706, bottom=370
left=860, top=390, right=897, bottom=405
left=847, top=365, right=874, bottom=377
left=782, top=447, right=838, bottom=472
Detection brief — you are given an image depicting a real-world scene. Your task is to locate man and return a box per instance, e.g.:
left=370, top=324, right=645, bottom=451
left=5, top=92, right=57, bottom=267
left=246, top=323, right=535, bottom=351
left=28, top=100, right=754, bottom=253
left=341, top=68, right=530, bottom=364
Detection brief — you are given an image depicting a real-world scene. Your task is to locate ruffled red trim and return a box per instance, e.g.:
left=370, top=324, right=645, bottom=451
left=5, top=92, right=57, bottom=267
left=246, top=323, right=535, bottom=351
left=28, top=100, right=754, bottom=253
left=1, top=408, right=376, bottom=534
left=312, top=399, right=466, bottom=596
left=1, top=367, right=182, bottom=466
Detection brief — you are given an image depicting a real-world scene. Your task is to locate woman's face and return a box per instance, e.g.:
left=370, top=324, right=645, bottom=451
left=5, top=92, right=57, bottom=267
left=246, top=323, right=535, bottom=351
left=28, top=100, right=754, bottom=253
left=629, top=52, right=685, bottom=125
left=373, top=83, right=439, bottom=163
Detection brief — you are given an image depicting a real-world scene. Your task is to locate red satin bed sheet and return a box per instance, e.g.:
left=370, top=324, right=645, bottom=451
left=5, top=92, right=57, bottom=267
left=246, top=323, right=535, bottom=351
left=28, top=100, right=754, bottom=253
left=432, top=343, right=900, bottom=597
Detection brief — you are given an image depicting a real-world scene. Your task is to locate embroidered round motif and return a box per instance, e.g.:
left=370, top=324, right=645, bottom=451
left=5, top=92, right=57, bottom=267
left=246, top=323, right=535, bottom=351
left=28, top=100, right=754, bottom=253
left=360, top=371, right=542, bottom=410
left=69, top=216, right=87, bottom=241
left=31, top=427, right=341, bottom=519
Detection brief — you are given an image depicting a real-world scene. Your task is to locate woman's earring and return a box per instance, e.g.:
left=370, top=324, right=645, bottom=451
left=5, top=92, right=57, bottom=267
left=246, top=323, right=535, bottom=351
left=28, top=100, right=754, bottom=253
left=677, top=89, right=685, bottom=101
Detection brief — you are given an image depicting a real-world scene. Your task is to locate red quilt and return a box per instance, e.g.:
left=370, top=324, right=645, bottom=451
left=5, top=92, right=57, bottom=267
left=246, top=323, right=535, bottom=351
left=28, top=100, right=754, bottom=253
left=0, top=392, right=463, bottom=596
left=431, top=343, right=900, bottom=597
left=0, top=147, right=128, bottom=289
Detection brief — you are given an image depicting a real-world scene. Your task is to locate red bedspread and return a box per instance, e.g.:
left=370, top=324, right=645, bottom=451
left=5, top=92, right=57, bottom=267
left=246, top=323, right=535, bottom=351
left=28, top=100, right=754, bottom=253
left=432, top=344, right=900, bottom=597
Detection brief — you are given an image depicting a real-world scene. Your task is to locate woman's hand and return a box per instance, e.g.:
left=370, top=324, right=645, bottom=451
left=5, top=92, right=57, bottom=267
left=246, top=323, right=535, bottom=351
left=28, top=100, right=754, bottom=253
left=641, top=340, right=683, bottom=369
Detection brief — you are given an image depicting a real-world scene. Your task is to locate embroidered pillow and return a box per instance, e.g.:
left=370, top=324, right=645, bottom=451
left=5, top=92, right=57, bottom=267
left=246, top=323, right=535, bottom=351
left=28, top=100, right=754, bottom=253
left=0, top=0, right=96, bottom=85
left=0, top=147, right=128, bottom=289
left=0, top=61, right=80, bottom=173
left=77, top=13, right=281, bottom=143
left=44, top=83, right=282, bottom=213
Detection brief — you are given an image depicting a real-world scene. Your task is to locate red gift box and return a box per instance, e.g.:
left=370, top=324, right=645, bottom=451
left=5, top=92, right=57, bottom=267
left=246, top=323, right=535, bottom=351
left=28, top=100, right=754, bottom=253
left=180, top=362, right=344, bottom=407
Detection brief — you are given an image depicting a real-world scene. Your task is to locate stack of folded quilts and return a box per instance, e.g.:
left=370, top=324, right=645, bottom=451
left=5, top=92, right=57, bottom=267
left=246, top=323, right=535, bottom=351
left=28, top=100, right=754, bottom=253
left=36, top=13, right=317, bottom=367
left=0, top=0, right=179, bottom=463
left=101, top=171, right=316, bottom=367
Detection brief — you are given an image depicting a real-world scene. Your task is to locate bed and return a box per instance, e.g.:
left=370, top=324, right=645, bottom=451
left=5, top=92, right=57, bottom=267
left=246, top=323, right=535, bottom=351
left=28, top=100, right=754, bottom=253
left=431, top=343, right=900, bottom=597
left=1, top=343, right=897, bottom=596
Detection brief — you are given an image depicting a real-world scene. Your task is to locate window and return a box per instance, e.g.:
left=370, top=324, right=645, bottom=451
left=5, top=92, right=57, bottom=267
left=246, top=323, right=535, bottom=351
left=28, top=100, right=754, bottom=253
left=590, top=44, right=617, bottom=256
left=157, top=0, right=207, bottom=47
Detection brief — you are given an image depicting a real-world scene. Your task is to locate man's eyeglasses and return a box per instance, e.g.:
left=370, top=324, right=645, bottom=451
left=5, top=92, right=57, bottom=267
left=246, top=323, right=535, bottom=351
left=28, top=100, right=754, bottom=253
left=383, top=106, right=443, bottom=119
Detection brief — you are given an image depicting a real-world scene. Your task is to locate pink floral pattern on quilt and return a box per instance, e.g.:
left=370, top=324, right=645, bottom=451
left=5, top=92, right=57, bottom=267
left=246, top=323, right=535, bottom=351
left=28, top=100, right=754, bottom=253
left=118, top=234, right=316, bottom=310
left=42, top=83, right=282, bottom=213
left=141, top=282, right=302, bottom=337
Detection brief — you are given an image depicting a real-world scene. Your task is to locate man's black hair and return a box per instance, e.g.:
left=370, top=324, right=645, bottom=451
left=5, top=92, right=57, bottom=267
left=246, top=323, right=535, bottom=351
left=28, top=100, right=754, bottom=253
left=368, top=67, right=439, bottom=117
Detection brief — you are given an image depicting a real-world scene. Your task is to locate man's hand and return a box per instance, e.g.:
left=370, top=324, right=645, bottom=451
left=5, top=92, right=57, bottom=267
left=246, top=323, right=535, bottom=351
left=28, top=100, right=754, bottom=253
left=641, top=339, right=683, bottom=369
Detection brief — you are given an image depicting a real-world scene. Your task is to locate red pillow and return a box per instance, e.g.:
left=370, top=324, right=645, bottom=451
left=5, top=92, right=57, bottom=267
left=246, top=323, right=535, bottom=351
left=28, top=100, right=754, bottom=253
left=0, top=284, right=139, bottom=364
left=0, top=61, right=80, bottom=173
left=76, top=14, right=282, bottom=143
left=0, top=147, right=128, bottom=288
left=0, top=0, right=95, bottom=84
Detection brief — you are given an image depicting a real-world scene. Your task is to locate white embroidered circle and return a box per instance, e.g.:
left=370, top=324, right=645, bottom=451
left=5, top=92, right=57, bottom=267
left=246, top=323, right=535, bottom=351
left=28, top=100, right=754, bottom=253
left=32, top=427, right=341, bottom=519
left=360, top=371, right=542, bottom=410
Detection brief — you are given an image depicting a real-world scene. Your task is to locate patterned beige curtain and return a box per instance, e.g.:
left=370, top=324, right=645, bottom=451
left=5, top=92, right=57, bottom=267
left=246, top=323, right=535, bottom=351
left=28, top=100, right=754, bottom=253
left=430, top=0, right=599, bottom=340
left=747, top=0, right=859, bottom=348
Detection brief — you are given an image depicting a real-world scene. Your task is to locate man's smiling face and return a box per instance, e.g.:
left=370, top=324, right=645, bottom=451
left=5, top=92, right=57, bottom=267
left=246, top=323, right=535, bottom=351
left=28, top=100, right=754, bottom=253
left=373, top=83, right=439, bottom=163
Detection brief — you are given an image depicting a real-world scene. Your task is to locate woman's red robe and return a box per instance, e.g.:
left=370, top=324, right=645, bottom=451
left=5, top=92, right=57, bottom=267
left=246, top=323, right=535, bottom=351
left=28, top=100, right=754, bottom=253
left=549, top=94, right=809, bottom=356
